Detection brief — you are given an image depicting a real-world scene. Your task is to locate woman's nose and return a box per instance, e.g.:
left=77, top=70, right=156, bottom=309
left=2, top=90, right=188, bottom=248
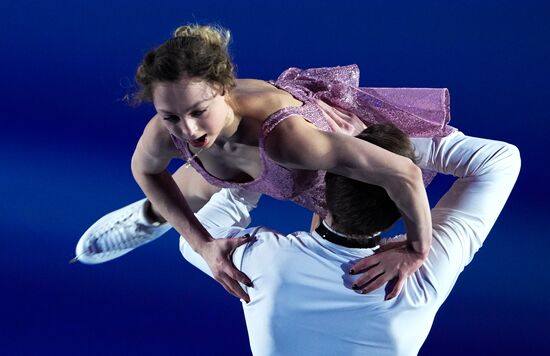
left=179, top=117, right=199, bottom=139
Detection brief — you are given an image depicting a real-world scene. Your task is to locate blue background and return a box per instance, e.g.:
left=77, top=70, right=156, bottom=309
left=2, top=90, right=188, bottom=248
left=1, top=0, right=549, bottom=354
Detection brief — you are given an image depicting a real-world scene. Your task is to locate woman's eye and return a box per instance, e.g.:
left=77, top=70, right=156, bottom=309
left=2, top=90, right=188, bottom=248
left=191, top=109, right=207, bottom=117
left=163, top=115, right=179, bottom=123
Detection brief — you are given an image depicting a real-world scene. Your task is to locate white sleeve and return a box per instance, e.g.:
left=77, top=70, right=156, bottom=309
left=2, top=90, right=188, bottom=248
left=195, top=188, right=261, bottom=230
left=410, top=132, right=521, bottom=296
left=179, top=188, right=262, bottom=278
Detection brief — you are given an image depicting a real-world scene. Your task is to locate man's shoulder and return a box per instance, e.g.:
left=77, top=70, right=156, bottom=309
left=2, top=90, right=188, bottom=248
left=237, top=228, right=314, bottom=262
left=231, top=227, right=299, bottom=277
left=248, top=227, right=307, bottom=250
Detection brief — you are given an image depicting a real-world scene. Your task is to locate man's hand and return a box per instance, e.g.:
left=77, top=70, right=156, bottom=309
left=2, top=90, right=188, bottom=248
left=350, top=245, right=427, bottom=300
left=199, top=235, right=254, bottom=303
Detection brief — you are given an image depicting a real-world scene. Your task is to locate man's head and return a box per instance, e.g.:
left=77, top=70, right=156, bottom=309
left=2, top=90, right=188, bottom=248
left=325, top=123, right=417, bottom=237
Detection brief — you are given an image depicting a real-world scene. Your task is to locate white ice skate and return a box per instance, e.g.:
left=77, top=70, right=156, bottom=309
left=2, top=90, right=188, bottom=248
left=72, top=199, right=171, bottom=264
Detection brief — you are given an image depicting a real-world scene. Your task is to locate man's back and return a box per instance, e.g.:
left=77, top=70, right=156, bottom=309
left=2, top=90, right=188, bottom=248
left=239, top=229, right=440, bottom=356
left=181, top=131, right=520, bottom=355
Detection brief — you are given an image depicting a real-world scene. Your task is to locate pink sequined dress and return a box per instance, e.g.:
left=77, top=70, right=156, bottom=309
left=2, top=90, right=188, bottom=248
left=172, top=65, right=455, bottom=217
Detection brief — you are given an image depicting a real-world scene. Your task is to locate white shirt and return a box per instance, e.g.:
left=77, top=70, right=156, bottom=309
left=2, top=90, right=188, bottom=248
left=180, top=131, right=521, bottom=356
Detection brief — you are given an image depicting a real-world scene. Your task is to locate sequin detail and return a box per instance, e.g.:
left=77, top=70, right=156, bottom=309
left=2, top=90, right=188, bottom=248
left=171, top=65, right=455, bottom=217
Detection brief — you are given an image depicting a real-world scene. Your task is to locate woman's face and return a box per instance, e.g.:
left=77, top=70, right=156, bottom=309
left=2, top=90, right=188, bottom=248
left=152, top=76, right=233, bottom=148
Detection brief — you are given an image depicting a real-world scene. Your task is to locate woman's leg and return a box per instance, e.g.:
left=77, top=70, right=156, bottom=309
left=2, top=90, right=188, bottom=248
left=145, top=165, right=221, bottom=222
left=74, top=165, right=220, bottom=264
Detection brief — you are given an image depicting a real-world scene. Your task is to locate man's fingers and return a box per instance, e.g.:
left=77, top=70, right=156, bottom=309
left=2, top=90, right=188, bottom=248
left=384, top=277, right=405, bottom=301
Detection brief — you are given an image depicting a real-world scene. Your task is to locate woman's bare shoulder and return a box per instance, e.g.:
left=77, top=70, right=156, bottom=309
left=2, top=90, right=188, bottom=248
left=264, top=115, right=335, bottom=170
left=233, top=79, right=301, bottom=122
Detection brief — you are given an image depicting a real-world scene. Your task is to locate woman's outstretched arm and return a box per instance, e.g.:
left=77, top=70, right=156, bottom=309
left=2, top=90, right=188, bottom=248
left=265, top=115, right=432, bottom=297
left=131, top=116, right=253, bottom=302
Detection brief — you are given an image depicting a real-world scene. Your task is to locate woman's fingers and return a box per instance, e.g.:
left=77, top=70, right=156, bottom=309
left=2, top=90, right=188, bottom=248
left=227, top=235, right=254, bottom=286
left=352, top=266, right=384, bottom=291
left=350, top=256, right=379, bottom=275
left=217, top=235, right=254, bottom=301
left=217, top=278, right=236, bottom=297
left=202, top=236, right=254, bottom=302
left=227, top=266, right=253, bottom=288
left=233, top=234, right=253, bottom=248
left=360, top=272, right=388, bottom=295
left=384, top=277, right=405, bottom=301
left=225, top=276, right=251, bottom=303
left=218, top=272, right=250, bottom=303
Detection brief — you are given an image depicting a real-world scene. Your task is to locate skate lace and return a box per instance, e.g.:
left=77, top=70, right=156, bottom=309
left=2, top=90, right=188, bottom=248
left=69, top=206, right=159, bottom=264
left=95, top=210, right=156, bottom=254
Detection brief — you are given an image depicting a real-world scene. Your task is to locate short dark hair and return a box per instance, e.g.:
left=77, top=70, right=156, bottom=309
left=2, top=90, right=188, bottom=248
left=325, top=124, right=418, bottom=236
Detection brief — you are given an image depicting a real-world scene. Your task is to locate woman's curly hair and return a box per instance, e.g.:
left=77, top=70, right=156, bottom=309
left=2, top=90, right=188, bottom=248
left=134, top=24, right=236, bottom=103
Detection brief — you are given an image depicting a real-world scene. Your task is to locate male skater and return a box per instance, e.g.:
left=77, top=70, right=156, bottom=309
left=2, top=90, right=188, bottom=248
left=76, top=124, right=520, bottom=355
left=178, top=125, right=520, bottom=355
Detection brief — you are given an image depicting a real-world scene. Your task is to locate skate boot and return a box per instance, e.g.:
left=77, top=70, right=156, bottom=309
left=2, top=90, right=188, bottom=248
left=72, top=199, right=171, bottom=264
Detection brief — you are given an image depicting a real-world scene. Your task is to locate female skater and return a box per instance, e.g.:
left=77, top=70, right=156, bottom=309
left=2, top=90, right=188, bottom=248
left=75, top=24, right=454, bottom=302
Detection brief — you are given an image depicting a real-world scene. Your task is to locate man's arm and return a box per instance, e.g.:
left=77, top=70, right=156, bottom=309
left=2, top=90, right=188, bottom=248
left=194, top=188, right=261, bottom=230
left=410, top=132, right=521, bottom=297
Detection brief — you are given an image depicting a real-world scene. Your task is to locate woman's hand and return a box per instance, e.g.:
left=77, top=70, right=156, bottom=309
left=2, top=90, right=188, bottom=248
left=314, top=99, right=366, bottom=136
left=350, top=244, right=428, bottom=300
left=199, top=235, right=254, bottom=303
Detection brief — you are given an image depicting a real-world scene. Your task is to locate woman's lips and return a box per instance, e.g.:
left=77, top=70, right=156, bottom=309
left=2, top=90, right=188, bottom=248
left=189, top=134, right=208, bottom=148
